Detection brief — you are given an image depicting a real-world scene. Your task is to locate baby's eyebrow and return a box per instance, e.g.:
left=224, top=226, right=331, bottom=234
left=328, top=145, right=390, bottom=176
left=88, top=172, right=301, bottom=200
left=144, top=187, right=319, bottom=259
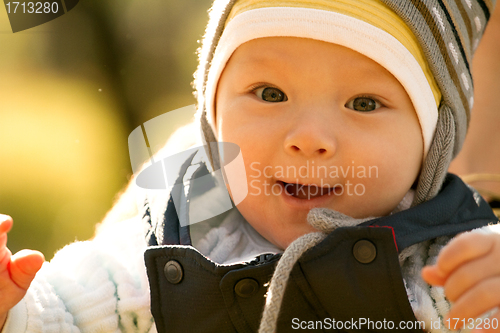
left=241, top=52, right=385, bottom=76
left=236, top=46, right=293, bottom=68
left=240, top=54, right=282, bottom=67
left=236, top=56, right=294, bottom=78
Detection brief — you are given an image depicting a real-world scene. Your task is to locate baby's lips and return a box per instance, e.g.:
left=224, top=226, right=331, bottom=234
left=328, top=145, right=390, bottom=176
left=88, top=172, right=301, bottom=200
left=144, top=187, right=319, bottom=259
left=277, top=180, right=337, bottom=198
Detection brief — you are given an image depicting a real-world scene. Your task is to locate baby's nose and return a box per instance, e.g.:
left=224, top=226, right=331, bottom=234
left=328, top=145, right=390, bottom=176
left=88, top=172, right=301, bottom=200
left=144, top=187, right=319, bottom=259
left=283, top=118, right=336, bottom=158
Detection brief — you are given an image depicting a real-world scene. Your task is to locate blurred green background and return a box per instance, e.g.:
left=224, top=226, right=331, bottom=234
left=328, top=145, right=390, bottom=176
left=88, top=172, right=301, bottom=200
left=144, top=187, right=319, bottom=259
left=0, top=0, right=212, bottom=258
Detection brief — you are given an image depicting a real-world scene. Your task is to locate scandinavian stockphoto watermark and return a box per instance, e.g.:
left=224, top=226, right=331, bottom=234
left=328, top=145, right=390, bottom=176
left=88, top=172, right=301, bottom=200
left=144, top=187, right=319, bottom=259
left=128, top=105, right=379, bottom=225
left=291, top=317, right=499, bottom=331
left=291, top=318, right=425, bottom=330
left=248, top=160, right=379, bottom=199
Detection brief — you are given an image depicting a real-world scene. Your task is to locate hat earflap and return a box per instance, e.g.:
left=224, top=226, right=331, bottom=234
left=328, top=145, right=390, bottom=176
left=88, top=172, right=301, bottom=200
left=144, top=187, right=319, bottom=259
left=413, top=104, right=456, bottom=206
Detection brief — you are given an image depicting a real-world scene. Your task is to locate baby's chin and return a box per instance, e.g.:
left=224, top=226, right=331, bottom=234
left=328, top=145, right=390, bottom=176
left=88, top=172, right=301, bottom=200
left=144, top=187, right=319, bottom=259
left=271, top=207, right=397, bottom=250
left=335, top=190, right=413, bottom=219
left=265, top=223, right=319, bottom=250
left=309, top=203, right=393, bottom=221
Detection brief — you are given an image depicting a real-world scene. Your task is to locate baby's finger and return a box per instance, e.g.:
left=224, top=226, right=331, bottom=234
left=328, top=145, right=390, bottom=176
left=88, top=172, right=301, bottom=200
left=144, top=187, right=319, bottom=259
left=0, top=227, right=12, bottom=272
left=0, top=215, right=13, bottom=234
left=471, top=309, right=500, bottom=332
left=0, top=233, right=7, bottom=258
left=0, top=248, right=12, bottom=274
left=421, top=265, right=447, bottom=286
left=9, top=249, right=44, bottom=290
left=0, top=217, right=13, bottom=265
left=444, top=253, right=500, bottom=302
left=445, top=276, right=500, bottom=327
left=435, top=233, right=497, bottom=278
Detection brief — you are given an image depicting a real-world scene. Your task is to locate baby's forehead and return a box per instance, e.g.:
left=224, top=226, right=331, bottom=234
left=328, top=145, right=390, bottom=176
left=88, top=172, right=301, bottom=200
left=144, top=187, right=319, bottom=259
left=229, top=37, right=393, bottom=78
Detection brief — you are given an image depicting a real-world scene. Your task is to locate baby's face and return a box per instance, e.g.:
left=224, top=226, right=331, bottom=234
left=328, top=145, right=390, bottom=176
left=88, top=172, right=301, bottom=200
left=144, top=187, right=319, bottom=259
left=215, top=37, right=423, bottom=249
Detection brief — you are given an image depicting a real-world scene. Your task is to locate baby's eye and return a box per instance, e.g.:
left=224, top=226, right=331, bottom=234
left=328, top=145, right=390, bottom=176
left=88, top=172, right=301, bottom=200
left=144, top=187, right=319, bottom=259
left=255, top=87, right=288, bottom=102
left=345, top=96, right=381, bottom=112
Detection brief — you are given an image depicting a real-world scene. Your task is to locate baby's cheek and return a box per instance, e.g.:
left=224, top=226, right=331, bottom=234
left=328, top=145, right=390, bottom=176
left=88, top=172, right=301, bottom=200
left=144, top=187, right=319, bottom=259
left=362, top=176, right=410, bottom=216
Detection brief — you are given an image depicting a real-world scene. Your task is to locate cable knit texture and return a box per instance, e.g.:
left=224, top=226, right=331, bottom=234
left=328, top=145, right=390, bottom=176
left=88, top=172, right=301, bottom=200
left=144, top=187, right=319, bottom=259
left=2, top=217, right=155, bottom=333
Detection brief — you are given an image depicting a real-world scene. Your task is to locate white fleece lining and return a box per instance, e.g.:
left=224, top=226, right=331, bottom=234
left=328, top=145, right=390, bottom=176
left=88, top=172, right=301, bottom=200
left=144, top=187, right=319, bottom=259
left=1, top=299, right=27, bottom=333
left=205, top=7, right=438, bottom=157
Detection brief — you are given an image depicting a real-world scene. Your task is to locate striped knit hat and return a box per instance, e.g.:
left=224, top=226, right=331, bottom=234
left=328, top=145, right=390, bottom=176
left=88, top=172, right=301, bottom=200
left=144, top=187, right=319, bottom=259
left=193, top=0, right=497, bottom=205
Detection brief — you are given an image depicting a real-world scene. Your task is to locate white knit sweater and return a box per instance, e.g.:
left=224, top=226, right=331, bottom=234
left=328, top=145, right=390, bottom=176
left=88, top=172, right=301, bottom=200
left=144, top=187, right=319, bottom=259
left=2, top=215, right=156, bottom=333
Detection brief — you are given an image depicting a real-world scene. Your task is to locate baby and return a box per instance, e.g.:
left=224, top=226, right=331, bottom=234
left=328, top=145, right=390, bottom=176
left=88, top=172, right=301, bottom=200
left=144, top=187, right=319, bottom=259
left=1, top=0, right=500, bottom=332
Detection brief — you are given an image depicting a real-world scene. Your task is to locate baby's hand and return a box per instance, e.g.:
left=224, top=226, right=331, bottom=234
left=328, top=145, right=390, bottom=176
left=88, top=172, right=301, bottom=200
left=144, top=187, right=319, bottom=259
left=0, top=214, right=44, bottom=330
left=422, top=232, right=500, bottom=332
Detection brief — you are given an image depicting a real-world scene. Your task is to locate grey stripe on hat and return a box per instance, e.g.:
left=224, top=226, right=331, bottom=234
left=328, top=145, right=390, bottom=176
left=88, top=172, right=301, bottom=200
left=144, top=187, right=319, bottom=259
left=444, top=0, right=473, bottom=56
left=414, top=0, right=472, bottom=131
left=456, top=0, right=475, bottom=51
left=437, top=0, right=472, bottom=72
left=467, top=0, right=490, bottom=49
left=381, top=0, right=469, bottom=151
left=478, top=0, right=493, bottom=20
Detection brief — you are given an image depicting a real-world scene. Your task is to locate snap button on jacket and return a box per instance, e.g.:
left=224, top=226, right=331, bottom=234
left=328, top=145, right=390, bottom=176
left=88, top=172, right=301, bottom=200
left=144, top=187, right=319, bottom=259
left=164, top=260, right=183, bottom=284
left=352, top=239, right=376, bottom=264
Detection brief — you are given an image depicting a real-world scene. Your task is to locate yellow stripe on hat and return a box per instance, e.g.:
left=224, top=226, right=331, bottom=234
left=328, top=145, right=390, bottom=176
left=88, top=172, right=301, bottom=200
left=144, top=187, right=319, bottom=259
left=226, top=0, right=442, bottom=107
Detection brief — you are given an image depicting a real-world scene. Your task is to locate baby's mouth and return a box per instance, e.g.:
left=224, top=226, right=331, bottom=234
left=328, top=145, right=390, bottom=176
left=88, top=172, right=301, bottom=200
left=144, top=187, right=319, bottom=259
left=278, top=181, right=336, bottom=199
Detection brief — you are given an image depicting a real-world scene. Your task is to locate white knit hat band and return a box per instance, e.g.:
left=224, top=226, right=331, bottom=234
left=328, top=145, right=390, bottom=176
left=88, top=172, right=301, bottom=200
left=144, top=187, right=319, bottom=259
left=206, top=7, right=439, bottom=157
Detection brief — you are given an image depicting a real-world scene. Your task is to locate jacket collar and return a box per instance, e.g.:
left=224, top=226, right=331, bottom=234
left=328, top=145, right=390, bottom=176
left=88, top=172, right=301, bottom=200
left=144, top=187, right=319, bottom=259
left=361, top=173, right=498, bottom=251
